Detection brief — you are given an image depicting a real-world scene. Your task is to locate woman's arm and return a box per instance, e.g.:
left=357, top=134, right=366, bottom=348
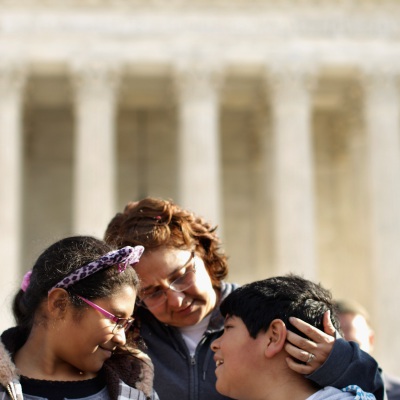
left=285, top=311, right=386, bottom=400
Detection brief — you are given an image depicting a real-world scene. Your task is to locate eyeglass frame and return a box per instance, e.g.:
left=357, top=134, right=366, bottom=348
left=76, top=295, right=134, bottom=333
left=136, top=250, right=197, bottom=310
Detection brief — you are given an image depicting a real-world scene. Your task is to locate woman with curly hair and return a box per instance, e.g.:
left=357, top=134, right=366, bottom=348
left=104, top=197, right=384, bottom=400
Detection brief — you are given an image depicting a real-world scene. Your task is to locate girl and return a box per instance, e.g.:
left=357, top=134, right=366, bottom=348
left=0, top=236, right=158, bottom=400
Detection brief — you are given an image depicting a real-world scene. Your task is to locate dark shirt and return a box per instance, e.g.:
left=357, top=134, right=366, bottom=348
left=20, top=373, right=107, bottom=400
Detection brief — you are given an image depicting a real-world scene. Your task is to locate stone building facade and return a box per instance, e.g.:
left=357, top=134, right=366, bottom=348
left=1, top=0, right=400, bottom=376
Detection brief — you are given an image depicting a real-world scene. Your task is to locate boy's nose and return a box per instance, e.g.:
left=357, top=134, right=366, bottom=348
left=211, top=338, right=220, bottom=351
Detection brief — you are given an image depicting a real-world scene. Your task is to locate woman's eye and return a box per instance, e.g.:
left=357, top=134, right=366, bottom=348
left=172, top=271, right=185, bottom=281
left=142, top=288, right=159, bottom=297
left=150, top=291, right=164, bottom=299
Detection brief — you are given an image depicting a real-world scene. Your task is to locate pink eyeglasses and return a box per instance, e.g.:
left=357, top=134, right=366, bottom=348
left=77, top=295, right=134, bottom=333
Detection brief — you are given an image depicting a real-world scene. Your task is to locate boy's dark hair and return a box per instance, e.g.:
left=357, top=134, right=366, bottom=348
left=220, top=274, right=340, bottom=339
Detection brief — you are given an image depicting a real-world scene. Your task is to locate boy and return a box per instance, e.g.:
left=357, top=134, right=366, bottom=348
left=211, top=275, right=376, bottom=400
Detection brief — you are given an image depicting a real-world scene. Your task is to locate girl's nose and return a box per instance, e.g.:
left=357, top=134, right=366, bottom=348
left=112, top=328, right=127, bottom=346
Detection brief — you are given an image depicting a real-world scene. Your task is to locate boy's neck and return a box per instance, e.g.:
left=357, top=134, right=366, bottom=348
left=253, top=359, right=319, bottom=400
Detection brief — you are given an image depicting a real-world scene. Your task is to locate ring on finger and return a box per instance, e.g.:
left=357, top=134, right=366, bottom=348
left=306, top=352, right=315, bottom=364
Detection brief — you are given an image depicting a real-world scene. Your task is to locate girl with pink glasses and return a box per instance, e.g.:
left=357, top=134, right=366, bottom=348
left=0, top=235, right=158, bottom=400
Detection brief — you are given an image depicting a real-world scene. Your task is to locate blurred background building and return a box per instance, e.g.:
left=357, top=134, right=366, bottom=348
left=1, top=0, right=400, bottom=376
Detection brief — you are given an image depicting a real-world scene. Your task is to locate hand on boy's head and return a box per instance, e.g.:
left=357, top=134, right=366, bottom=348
left=322, top=310, right=341, bottom=338
left=284, top=313, right=336, bottom=375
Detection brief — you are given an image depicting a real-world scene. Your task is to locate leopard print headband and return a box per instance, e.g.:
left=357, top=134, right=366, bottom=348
left=48, top=245, right=145, bottom=292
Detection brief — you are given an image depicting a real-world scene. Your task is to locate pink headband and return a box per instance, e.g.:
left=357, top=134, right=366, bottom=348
left=21, top=246, right=144, bottom=293
left=49, top=245, right=144, bottom=291
left=21, top=270, right=33, bottom=292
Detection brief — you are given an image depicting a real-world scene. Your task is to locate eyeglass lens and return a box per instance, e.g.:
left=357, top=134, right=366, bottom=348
left=77, top=295, right=133, bottom=333
left=113, top=318, right=134, bottom=333
left=139, top=252, right=196, bottom=309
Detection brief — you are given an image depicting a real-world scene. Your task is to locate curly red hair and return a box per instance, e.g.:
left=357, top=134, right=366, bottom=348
left=104, top=197, right=228, bottom=288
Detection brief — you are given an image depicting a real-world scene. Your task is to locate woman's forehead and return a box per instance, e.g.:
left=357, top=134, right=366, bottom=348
left=135, top=248, right=193, bottom=283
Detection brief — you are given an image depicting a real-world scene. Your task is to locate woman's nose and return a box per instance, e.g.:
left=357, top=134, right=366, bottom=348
left=165, top=289, right=186, bottom=307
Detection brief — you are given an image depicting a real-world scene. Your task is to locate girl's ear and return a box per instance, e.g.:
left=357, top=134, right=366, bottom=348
left=264, top=319, right=287, bottom=359
left=47, top=288, right=69, bottom=317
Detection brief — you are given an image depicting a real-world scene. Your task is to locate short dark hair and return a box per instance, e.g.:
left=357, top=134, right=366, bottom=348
left=104, top=197, right=228, bottom=288
left=220, top=274, right=340, bottom=339
left=13, top=236, right=139, bottom=332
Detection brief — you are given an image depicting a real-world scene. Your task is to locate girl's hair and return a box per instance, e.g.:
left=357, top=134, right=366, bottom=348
left=13, top=236, right=139, bottom=332
left=104, top=197, right=228, bottom=287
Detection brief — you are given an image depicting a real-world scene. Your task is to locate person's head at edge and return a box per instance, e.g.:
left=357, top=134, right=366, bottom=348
left=104, top=197, right=228, bottom=328
left=210, top=274, right=341, bottom=400
left=335, top=299, right=375, bottom=354
left=12, top=235, right=142, bottom=378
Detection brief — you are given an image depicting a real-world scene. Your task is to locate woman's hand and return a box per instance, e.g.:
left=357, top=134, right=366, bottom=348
left=285, top=310, right=338, bottom=374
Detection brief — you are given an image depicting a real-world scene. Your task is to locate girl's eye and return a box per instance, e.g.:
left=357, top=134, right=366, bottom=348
left=224, top=325, right=233, bottom=330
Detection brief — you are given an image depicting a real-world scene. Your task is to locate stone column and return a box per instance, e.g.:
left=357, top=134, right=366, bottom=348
left=0, top=61, right=26, bottom=332
left=267, top=65, right=317, bottom=278
left=174, top=62, right=222, bottom=227
left=362, top=67, right=400, bottom=375
left=71, top=61, right=120, bottom=237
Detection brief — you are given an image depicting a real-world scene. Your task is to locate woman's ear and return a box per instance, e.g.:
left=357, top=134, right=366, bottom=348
left=264, top=319, right=287, bottom=359
left=47, top=288, right=69, bottom=317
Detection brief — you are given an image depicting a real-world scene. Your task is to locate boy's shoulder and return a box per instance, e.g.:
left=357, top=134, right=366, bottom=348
left=307, top=385, right=376, bottom=400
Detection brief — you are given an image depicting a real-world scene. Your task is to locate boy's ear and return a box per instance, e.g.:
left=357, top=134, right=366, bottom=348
left=264, top=319, right=287, bottom=359
left=47, top=288, right=69, bottom=317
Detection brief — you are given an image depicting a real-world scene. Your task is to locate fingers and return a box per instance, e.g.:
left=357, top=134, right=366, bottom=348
left=306, top=353, right=315, bottom=364
left=284, top=340, right=316, bottom=362
left=286, top=330, right=317, bottom=355
left=289, top=316, right=334, bottom=344
left=322, top=310, right=336, bottom=337
left=285, top=355, right=320, bottom=375
left=285, top=316, right=336, bottom=375
left=285, top=340, right=327, bottom=374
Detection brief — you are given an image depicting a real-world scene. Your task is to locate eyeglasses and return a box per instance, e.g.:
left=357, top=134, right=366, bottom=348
left=77, top=295, right=134, bottom=333
left=137, top=251, right=196, bottom=310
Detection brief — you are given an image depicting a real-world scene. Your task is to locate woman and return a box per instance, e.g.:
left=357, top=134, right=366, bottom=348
left=104, top=197, right=385, bottom=400
left=0, top=235, right=158, bottom=400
